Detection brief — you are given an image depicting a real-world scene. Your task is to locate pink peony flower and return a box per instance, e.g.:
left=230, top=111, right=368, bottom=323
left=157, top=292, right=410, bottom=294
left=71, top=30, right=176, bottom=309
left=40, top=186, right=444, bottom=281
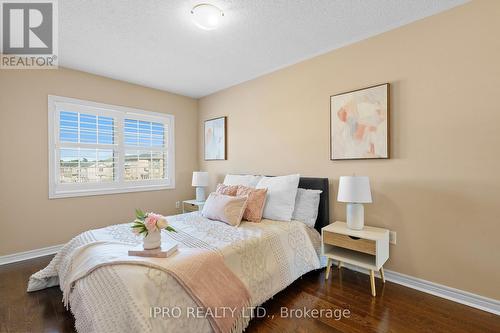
left=145, top=213, right=160, bottom=232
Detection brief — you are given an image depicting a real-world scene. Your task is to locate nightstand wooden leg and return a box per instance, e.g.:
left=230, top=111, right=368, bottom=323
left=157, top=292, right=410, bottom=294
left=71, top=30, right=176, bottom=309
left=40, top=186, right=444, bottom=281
left=338, top=261, right=342, bottom=269
left=370, top=270, right=376, bottom=296
left=325, top=258, right=332, bottom=280
left=379, top=267, right=386, bottom=283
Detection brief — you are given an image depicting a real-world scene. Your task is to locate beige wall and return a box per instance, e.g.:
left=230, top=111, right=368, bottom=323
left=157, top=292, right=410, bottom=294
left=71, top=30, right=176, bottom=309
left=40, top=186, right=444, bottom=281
left=198, top=1, right=500, bottom=299
left=0, top=68, right=198, bottom=255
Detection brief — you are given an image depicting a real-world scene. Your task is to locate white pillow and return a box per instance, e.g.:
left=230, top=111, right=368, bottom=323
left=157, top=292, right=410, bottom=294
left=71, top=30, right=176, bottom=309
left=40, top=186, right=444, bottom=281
left=256, top=174, right=300, bottom=221
left=223, top=174, right=263, bottom=188
left=201, top=192, right=248, bottom=227
left=292, top=188, right=322, bottom=228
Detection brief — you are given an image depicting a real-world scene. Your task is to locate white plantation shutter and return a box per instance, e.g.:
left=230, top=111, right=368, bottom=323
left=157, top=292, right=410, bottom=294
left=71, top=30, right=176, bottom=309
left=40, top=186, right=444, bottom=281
left=57, top=110, right=118, bottom=184
left=48, top=95, right=175, bottom=198
left=123, top=118, right=168, bottom=181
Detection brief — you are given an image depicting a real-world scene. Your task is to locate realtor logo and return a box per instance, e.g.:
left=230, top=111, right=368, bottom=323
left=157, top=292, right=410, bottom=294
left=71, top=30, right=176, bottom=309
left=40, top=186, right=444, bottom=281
left=1, top=0, right=58, bottom=69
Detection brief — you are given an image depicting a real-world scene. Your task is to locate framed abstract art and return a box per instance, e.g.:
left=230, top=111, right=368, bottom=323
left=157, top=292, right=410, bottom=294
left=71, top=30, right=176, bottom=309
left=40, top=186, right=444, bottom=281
left=204, top=116, right=227, bottom=160
left=330, top=83, right=390, bottom=160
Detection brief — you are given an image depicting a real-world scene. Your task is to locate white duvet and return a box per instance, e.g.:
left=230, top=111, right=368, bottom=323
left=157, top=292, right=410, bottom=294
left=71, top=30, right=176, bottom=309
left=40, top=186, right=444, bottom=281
left=28, top=212, right=323, bottom=333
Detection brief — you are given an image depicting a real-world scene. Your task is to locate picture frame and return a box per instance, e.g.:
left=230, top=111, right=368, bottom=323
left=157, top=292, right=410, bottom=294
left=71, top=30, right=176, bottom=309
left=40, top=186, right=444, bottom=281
left=330, top=83, right=390, bottom=160
left=204, top=116, right=227, bottom=160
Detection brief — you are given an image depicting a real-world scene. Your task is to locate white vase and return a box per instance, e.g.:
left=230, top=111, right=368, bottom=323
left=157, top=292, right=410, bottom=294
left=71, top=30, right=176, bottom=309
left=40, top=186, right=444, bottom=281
left=143, top=230, right=161, bottom=249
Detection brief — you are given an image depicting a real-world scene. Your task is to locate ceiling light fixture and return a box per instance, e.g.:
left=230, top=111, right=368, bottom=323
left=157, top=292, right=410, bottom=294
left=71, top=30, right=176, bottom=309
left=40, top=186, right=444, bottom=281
left=191, top=3, right=224, bottom=30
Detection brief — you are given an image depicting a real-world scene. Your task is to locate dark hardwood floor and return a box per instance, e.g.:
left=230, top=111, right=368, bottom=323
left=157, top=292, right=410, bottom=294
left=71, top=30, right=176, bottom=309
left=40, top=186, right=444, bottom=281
left=0, top=255, right=498, bottom=333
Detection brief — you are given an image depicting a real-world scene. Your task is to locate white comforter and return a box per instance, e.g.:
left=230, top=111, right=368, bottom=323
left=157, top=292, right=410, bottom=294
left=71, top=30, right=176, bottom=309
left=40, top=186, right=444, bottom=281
left=28, top=212, right=322, bottom=333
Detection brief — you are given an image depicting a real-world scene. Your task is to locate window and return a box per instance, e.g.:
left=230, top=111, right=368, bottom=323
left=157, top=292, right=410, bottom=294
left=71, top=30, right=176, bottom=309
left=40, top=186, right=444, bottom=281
left=48, top=95, right=175, bottom=198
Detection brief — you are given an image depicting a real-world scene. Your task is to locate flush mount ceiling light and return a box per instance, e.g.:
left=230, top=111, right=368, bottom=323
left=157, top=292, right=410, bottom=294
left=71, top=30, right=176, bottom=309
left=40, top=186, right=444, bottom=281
left=191, top=3, right=224, bottom=30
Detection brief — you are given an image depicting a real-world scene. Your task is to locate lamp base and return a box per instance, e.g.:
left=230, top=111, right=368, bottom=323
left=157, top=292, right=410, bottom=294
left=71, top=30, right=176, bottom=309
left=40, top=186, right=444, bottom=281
left=195, top=187, right=206, bottom=202
left=346, top=203, right=364, bottom=230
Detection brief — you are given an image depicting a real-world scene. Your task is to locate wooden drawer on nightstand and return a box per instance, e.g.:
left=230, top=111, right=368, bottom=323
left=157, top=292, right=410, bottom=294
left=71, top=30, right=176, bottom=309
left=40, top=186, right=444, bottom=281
left=182, top=200, right=205, bottom=213
left=184, top=203, right=199, bottom=212
left=323, top=231, right=376, bottom=255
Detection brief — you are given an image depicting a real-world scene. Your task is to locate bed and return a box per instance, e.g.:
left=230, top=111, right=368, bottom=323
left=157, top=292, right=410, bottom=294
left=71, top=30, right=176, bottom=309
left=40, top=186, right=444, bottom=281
left=28, top=177, right=329, bottom=333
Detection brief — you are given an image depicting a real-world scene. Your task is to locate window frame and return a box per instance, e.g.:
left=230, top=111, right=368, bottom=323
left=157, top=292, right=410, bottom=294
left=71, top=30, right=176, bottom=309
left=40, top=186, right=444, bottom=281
left=48, top=95, right=175, bottom=199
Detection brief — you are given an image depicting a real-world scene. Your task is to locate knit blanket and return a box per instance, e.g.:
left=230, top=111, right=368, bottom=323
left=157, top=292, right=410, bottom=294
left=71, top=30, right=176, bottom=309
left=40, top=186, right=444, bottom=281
left=59, top=241, right=251, bottom=333
left=28, top=212, right=322, bottom=333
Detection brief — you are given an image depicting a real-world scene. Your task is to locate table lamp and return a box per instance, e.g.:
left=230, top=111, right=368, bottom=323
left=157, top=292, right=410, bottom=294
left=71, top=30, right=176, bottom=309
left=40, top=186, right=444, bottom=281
left=192, top=171, right=209, bottom=202
left=337, top=176, right=372, bottom=230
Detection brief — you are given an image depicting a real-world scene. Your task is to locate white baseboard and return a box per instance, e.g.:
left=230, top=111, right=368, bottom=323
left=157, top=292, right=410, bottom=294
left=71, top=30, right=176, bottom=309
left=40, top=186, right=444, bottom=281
left=0, top=244, right=63, bottom=266
left=336, top=261, right=500, bottom=316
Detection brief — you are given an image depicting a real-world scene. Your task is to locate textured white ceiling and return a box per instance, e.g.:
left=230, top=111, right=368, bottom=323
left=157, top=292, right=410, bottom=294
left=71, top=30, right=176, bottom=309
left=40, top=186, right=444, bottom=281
left=59, top=0, right=468, bottom=98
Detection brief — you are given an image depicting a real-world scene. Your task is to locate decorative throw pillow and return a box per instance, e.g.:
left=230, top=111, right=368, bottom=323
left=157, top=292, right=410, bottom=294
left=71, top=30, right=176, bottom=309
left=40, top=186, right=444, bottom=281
left=223, top=174, right=263, bottom=188
left=256, top=174, right=300, bottom=221
left=236, top=186, right=267, bottom=222
left=292, top=188, right=322, bottom=228
left=201, top=192, right=248, bottom=227
left=216, top=183, right=238, bottom=196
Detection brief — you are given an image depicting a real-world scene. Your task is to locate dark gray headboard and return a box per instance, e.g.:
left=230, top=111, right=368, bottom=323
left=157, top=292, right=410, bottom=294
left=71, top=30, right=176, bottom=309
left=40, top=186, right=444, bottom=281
left=298, top=177, right=330, bottom=232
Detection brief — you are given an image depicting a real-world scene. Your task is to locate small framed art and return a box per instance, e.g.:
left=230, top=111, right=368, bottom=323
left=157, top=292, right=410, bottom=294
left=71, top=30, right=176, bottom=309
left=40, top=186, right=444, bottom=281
left=204, top=116, right=227, bottom=160
left=330, top=83, right=390, bottom=160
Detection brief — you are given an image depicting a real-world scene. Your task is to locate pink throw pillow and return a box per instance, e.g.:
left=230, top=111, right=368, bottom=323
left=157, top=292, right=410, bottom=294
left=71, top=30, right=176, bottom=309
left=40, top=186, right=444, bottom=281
left=201, top=192, right=248, bottom=227
left=236, top=186, right=267, bottom=222
left=216, top=183, right=238, bottom=196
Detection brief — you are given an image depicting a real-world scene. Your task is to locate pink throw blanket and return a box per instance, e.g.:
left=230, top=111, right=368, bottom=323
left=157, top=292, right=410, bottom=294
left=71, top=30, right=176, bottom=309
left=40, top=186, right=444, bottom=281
left=62, top=242, right=251, bottom=333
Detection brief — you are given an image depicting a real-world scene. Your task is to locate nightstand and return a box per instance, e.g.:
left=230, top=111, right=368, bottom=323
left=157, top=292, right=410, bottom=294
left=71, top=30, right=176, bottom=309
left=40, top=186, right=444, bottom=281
left=182, top=200, right=205, bottom=213
left=321, top=221, right=389, bottom=296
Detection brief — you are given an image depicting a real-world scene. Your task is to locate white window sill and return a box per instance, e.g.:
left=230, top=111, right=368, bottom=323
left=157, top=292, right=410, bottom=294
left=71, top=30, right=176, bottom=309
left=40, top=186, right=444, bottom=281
left=49, top=183, right=175, bottom=199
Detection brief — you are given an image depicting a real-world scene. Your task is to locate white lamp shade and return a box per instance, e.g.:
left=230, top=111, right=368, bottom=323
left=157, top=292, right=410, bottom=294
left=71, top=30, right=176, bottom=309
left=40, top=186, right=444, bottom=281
left=192, top=172, right=209, bottom=187
left=337, top=176, right=372, bottom=203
